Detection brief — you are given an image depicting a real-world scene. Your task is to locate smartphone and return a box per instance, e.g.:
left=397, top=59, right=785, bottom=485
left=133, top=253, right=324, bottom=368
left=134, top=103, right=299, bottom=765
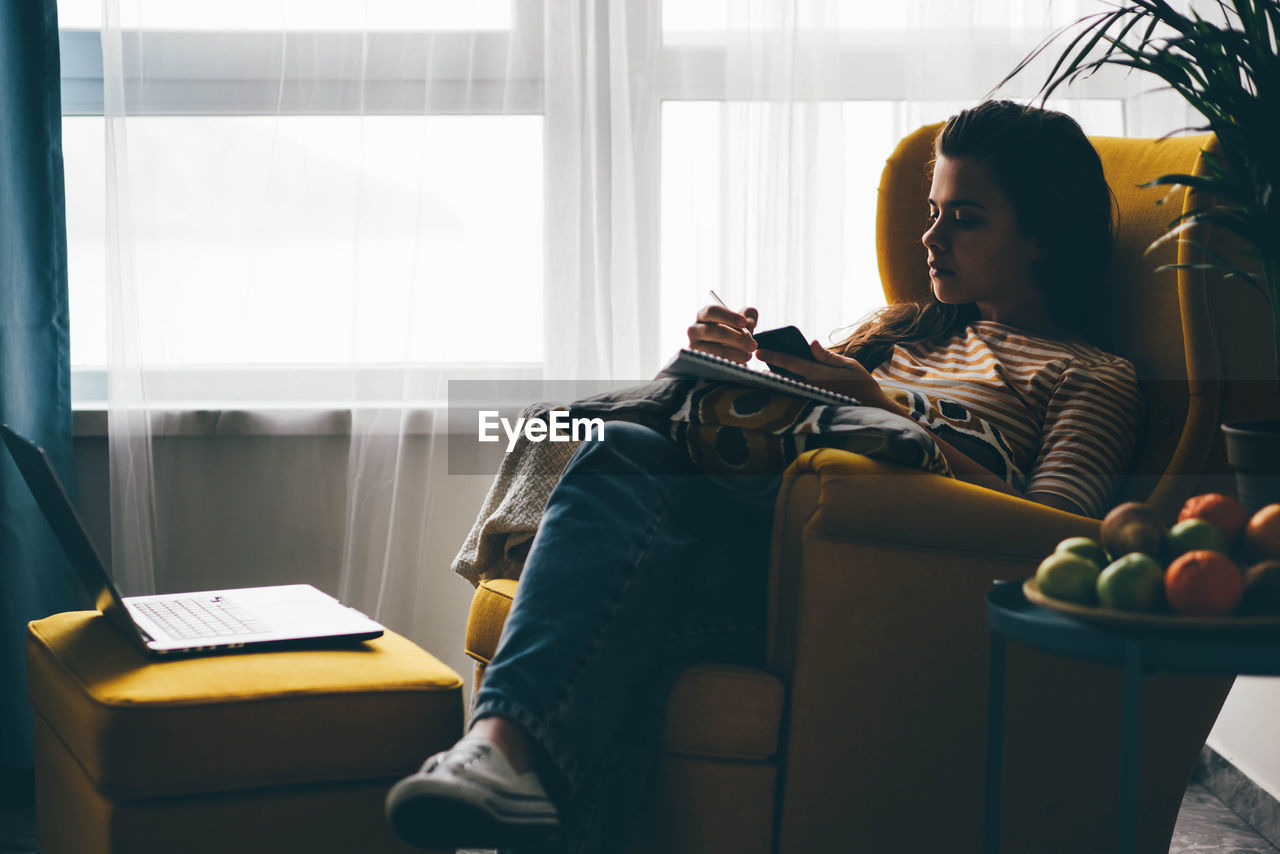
left=753, top=325, right=817, bottom=378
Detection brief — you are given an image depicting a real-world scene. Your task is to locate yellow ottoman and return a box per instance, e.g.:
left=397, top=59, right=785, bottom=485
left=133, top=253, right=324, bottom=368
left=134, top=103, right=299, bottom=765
left=26, top=611, right=463, bottom=854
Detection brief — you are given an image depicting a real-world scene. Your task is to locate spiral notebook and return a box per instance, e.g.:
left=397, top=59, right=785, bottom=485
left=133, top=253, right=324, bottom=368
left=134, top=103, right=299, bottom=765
left=658, top=348, right=862, bottom=407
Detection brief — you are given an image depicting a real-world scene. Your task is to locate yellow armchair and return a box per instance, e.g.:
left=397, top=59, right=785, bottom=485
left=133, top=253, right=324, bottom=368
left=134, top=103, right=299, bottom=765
left=465, top=126, right=1279, bottom=853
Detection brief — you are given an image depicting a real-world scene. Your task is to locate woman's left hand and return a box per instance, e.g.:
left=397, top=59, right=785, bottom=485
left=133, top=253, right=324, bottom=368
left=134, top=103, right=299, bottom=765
left=755, top=341, right=896, bottom=411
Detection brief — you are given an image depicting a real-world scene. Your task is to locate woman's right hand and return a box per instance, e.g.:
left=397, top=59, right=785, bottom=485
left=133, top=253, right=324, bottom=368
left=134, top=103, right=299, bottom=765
left=687, top=304, right=759, bottom=364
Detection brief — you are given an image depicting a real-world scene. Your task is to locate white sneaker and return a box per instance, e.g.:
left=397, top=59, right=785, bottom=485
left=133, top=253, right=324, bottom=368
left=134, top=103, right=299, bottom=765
left=385, top=733, right=559, bottom=848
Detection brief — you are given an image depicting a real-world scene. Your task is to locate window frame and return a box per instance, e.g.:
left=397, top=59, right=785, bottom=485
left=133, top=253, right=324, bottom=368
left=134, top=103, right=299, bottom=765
left=59, top=1, right=547, bottom=407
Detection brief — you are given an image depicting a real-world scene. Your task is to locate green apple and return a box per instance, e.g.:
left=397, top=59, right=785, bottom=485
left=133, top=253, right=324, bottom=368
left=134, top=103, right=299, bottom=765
left=1055, top=536, right=1109, bottom=568
left=1163, top=518, right=1230, bottom=562
left=1036, top=552, right=1102, bottom=605
left=1097, top=553, right=1165, bottom=612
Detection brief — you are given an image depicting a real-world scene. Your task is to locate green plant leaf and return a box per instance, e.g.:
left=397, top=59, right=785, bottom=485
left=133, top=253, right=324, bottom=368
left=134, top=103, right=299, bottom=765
left=1154, top=260, right=1265, bottom=294
left=993, top=10, right=1117, bottom=98
left=997, top=0, right=1280, bottom=380
left=1154, top=208, right=1272, bottom=259
left=1140, top=172, right=1255, bottom=207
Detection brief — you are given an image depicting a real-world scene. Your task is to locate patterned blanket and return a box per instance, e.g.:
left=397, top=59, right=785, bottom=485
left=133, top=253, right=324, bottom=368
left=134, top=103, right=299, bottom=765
left=658, top=380, right=949, bottom=497
left=452, top=378, right=1017, bottom=585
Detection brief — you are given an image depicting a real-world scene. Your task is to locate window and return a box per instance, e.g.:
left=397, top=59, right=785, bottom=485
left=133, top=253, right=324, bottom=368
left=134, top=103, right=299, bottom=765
left=59, top=0, right=544, bottom=405
left=63, top=115, right=542, bottom=368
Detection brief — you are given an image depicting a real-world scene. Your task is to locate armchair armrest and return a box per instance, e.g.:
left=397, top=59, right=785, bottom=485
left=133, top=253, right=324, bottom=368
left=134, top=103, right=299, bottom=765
left=767, top=448, right=1097, bottom=673
left=779, top=447, right=1097, bottom=556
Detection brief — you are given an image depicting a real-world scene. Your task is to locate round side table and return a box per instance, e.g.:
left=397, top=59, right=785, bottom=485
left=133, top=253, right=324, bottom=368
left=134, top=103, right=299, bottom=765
left=983, top=579, right=1280, bottom=854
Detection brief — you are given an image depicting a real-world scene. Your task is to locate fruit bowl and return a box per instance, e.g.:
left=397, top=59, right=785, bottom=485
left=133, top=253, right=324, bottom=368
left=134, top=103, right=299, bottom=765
left=1023, top=578, right=1280, bottom=634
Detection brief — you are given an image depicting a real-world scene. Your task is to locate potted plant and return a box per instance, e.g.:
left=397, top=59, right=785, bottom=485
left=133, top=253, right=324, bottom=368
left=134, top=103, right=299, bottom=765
left=1000, top=0, right=1280, bottom=506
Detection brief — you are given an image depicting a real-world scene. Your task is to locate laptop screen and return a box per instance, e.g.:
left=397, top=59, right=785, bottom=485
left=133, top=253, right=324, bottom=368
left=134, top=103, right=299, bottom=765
left=0, top=424, right=139, bottom=638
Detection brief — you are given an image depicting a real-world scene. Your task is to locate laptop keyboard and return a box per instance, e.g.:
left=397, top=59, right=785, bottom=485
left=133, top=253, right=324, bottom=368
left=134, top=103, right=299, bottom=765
left=132, top=596, right=269, bottom=640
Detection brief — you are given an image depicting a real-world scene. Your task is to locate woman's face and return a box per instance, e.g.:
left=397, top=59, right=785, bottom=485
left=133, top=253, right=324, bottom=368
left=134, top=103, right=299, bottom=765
left=921, top=154, right=1044, bottom=325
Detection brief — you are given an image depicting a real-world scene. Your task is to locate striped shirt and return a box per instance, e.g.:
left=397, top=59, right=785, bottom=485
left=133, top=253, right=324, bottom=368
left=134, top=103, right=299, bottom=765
left=871, top=321, right=1143, bottom=518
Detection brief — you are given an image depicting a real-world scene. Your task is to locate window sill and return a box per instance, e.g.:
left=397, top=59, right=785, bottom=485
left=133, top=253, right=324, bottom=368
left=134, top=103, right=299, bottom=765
left=69, top=364, right=551, bottom=438
left=71, top=407, right=362, bottom=438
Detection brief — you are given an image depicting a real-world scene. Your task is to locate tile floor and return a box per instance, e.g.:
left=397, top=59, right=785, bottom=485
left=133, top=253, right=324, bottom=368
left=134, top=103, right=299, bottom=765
left=1174, top=783, right=1280, bottom=853
left=3, top=781, right=1273, bottom=853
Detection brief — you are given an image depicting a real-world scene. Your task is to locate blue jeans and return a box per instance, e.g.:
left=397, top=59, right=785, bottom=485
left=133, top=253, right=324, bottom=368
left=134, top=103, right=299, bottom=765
left=471, top=421, right=776, bottom=853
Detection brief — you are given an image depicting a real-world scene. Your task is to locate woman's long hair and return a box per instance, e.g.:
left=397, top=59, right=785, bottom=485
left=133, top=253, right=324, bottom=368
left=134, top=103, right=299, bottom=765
left=836, top=100, right=1115, bottom=369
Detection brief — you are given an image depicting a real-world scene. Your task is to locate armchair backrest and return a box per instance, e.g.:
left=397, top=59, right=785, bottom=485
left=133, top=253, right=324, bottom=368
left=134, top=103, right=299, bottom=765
left=876, top=124, right=1278, bottom=518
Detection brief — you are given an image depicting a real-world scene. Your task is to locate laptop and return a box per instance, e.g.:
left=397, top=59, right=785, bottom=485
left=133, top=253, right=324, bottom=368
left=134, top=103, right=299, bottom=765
left=1, top=423, right=384, bottom=656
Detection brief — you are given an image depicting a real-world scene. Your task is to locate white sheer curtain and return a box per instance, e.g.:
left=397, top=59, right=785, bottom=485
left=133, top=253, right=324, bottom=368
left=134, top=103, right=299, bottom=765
left=98, top=2, right=543, bottom=644
left=92, top=0, right=1194, bottom=643
left=544, top=1, right=660, bottom=381
left=102, top=0, right=157, bottom=597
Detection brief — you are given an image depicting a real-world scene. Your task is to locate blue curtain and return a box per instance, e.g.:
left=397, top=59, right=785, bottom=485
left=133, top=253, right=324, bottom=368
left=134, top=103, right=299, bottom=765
left=0, top=0, right=75, bottom=772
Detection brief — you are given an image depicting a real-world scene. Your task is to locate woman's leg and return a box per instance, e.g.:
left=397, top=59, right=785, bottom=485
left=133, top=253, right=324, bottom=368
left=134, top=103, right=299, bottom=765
left=386, top=421, right=774, bottom=850
left=486, top=424, right=775, bottom=853
left=476, top=419, right=771, bottom=780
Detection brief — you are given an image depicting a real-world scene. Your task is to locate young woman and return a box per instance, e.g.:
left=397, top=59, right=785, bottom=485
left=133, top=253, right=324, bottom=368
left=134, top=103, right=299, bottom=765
left=384, top=100, right=1143, bottom=852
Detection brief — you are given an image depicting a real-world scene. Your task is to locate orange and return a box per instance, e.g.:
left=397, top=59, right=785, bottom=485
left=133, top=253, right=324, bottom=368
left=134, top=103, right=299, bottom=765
left=1178, top=493, right=1249, bottom=545
left=1164, top=550, right=1244, bottom=616
left=1244, top=504, right=1280, bottom=560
